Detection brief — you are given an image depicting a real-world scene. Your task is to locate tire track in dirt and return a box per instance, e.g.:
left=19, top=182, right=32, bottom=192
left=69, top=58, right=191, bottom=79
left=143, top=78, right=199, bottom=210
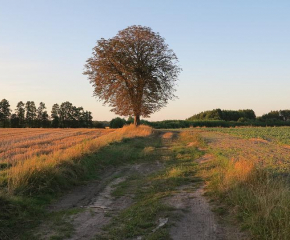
left=37, top=162, right=165, bottom=240
left=167, top=154, right=246, bottom=240
left=67, top=176, right=131, bottom=240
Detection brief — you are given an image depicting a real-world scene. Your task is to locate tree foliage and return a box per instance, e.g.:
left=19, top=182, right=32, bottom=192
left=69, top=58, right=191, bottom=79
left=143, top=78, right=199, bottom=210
left=15, top=101, right=25, bottom=127
left=0, top=99, right=93, bottom=128
left=109, top=117, right=126, bottom=128
left=0, top=99, right=11, bottom=127
left=51, top=103, right=60, bottom=127
left=56, top=101, right=93, bottom=128
left=36, top=102, right=49, bottom=127
left=25, top=101, right=37, bottom=127
left=187, top=109, right=256, bottom=121
left=84, top=25, right=181, bottom=125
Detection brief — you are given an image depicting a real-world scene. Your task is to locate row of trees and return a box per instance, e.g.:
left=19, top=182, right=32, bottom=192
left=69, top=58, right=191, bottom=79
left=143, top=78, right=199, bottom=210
left=144, top=119, right=290, bottom=129
left=187, top=109, right=256, bottom=122
left=0, top=99, right=93, bottom=128
left=187, top=108, right=290, bottom=123
left=260, top=110, right=290, bottom=121
left=50, top=102, right=93, bottom=128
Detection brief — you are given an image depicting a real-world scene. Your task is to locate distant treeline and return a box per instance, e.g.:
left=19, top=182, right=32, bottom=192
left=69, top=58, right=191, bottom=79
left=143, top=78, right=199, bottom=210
left=187, top=109, right=256, bottom=121
left=144, top=109, right=290, bottom=129
left=187, top=108, right=290, bottom=123
left=0, top=99, right=93, bottom=128
left=142, top=120, right=290, bottom=129
left=3, top=99, right=290, bottom=129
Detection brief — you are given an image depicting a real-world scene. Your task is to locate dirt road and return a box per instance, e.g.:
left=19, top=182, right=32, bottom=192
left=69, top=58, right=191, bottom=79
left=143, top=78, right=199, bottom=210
left=167, top=154, right=244, bottom=240
left=35, top=131, right=243, bottom=240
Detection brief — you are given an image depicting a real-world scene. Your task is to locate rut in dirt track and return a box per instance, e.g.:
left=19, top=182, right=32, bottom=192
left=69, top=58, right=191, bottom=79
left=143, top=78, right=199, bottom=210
left=38, top=162, right=164, bottom=240
left=167, top=153, right=246, bottom=240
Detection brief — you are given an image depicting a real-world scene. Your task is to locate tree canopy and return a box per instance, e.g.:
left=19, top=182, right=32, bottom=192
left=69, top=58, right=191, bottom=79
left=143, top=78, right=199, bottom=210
left=84, top=25, right=181, bottom=125
left=0, top=99, right=11, bottom=127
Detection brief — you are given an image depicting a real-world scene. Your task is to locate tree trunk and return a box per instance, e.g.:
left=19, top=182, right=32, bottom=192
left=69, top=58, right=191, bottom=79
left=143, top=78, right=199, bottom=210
left=134, top=115, right=140, bottom=126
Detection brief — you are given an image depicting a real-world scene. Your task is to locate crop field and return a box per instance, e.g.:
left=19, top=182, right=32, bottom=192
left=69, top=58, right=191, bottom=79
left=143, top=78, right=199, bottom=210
left=0, top=128, right=115, bottom=165
left=205, top=126, right=290, bottom=145
left=195, top=127, right=290, bottom=173
left=0, top=126, right=153, bottom=194
left=195, top=128, right=290, bottom=239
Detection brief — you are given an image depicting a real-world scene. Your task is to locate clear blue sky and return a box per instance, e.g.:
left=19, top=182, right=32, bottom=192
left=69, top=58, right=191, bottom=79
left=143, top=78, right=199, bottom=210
left=1, top=1, right=290, bottom=121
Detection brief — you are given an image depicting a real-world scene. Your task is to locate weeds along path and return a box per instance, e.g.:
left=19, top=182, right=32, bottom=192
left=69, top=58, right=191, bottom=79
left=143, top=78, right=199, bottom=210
left=34, top=130, right=241, bottom=240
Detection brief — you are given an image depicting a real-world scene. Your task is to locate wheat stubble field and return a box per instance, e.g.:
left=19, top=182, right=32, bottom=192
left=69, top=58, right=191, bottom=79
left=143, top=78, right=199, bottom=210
left=0, top=128, right=115, bottom=165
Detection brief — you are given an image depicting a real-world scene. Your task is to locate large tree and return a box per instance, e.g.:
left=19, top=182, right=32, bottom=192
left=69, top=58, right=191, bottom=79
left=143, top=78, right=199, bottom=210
left=84, top=25, right=181, bottom=126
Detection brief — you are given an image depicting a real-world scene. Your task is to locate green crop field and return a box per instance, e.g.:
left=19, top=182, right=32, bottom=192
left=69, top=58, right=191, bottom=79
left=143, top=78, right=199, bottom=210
left=205, top=126, right=290, bottom=145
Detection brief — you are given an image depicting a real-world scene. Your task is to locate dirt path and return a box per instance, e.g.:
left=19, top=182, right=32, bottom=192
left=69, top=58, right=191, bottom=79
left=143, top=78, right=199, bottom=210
left=67, top=175, right=130, bottom=240
left=36, top=131, right=246, bottom=240
left=37, top=162, right=164, bottom=240
left=168, top=185, right=223, bottom=240
left=167, top=154, right=245, bottom=240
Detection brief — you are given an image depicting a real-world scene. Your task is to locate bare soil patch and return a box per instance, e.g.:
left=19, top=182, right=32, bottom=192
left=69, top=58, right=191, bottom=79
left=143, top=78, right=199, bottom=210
left=67, top=176, right=131, bottom=240
left=162, top=132, right=174, bottom=139
left=249, top=138, right=269, bottom=144
left=168, top=186, right=224, bottom=240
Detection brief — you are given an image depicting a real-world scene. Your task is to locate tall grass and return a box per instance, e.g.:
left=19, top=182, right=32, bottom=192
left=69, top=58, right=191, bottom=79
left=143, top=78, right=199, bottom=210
left=202, top=154, right=290, bottom=239
left=3, top=125, right=152, bottom=195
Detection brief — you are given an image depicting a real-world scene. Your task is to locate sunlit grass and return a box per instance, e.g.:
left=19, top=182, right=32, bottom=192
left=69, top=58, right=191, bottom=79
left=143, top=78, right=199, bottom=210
left=1, top=125, right=152, bottom=194
left=202, top=143, right=290, bottom=239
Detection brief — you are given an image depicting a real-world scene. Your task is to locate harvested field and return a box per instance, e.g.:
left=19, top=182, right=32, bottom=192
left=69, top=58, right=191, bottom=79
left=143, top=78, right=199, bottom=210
left=0, top=125, right=153, bottom=194
left=0, top=128, right=115, bottom=164
left=196, top=128, right=290, bottom=239
left=198, top=130, right=290, bottom=172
